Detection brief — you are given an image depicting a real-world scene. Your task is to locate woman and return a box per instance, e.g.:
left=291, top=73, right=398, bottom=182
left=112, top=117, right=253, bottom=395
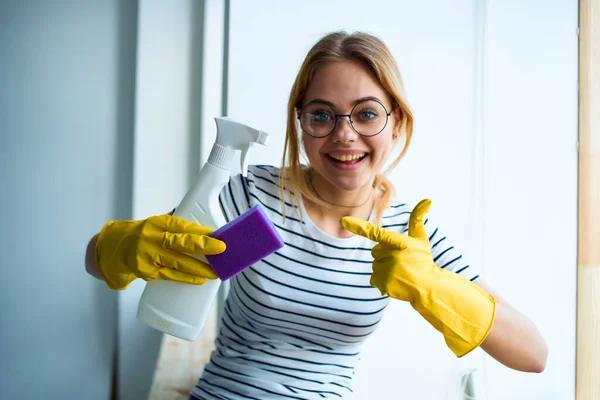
left=85, top=31, right=547, bottom=399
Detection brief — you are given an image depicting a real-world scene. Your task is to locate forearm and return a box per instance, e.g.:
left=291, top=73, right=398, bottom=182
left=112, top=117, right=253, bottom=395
left=411, top=275, right=547, bottom=368
left=85, top=234, right=104, bottom=280
left=474, top=279, right=548, bottom=372
left=480, top=300, right=547, bottom=373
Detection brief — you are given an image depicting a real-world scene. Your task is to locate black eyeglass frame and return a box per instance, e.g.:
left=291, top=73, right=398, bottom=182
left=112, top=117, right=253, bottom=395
left=296, top=98, right=395, bottom=138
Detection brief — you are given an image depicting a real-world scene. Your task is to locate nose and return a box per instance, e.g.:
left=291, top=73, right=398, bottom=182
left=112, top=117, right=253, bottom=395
left=331, top=115, right=358, bottom=143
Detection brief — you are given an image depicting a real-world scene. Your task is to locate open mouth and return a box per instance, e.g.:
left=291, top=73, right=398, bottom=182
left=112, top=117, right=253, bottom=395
left=327, top=152, right=368, bottom=165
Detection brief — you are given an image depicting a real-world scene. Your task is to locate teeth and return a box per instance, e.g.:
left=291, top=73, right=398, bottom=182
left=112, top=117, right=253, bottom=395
left=330, top=153, right=365, bottom=161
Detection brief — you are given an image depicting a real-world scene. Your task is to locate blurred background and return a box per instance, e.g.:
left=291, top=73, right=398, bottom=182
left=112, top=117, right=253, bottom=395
left=0, top=0, right=582, bottom=399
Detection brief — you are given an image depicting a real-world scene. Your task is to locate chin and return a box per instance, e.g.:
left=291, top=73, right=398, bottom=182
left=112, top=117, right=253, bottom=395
left=325, top=174, right=372, bottom=192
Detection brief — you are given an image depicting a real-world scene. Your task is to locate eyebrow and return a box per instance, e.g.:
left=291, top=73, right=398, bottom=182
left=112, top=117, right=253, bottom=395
left=303, top=96, right=385, bottom=109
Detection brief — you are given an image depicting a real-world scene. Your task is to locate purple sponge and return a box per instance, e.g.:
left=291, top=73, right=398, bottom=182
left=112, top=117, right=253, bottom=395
left=205, top=205, right=284, bottom=280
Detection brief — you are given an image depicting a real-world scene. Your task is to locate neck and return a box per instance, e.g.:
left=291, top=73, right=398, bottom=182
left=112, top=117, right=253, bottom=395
left=308, top=171, right=375, bottom=219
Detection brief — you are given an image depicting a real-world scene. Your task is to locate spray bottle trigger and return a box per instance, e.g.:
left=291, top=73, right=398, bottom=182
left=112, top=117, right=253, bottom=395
left=240, top=143, right=252, bottom=177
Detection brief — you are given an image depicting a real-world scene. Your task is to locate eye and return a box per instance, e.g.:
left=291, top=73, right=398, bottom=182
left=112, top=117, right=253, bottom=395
left=309, top=110, right=333, bottom=122
left=356, top=109, right=378, bottom=121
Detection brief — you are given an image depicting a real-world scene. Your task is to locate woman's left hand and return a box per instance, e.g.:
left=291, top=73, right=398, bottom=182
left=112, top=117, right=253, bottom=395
left=341, top=199, right=497, bottom=357
left=341, top=199, right=440, bottom=301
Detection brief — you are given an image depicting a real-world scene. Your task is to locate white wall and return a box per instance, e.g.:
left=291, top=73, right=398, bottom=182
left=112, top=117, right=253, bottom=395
left=482, top=1, right=578, bottom=399
left=223, top=0, right=578, bottom=398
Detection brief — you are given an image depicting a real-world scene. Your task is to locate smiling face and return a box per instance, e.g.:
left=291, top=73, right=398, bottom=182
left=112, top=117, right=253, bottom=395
left=300, top=60, right=399, bottom=195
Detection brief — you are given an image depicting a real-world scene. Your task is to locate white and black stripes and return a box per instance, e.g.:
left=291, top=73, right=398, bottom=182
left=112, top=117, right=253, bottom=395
left=191, top=165, right=479, bottom=400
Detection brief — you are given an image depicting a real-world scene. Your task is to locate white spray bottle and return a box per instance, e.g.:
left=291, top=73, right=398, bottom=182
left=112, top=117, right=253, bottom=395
left=136, top=117, right=269, bottom=341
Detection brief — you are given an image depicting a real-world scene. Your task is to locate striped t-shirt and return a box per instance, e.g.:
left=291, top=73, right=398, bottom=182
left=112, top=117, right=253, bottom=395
left=190, top=165, right=479, bottom=400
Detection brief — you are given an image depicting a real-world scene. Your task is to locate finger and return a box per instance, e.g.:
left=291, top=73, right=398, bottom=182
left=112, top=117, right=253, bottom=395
left=370, top=257, right=396, bottom=296
left=158, top=214, right=217, bottom=236
left=157, top=253, right=219, bottom=279
left=164, top=232, right=226, bottom=255
left=156, top=268, right=209, bottom=285
left=371, top=243, right=406, bottom=259
left=369, top=272, right=388, bottom=296
left=408, top=199, right=431, bottom=241
left=340, top=216, right=410, bottom=247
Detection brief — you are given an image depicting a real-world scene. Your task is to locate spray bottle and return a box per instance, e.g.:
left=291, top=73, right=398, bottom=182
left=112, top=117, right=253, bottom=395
left=136, top=117, right=269, bottom=341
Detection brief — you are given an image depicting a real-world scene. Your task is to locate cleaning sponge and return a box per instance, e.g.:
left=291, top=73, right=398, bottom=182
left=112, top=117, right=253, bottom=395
left=205, top=205, right=284, bottom=280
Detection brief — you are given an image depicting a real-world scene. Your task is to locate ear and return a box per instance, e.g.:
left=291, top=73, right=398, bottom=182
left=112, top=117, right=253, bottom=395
left=393, top=107, right=402, bottom=126
left=392, top=108, right=403, bottom=140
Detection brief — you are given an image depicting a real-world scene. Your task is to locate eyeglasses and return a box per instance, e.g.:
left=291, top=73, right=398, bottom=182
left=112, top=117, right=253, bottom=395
left=297, top=98, right=394, bottom=138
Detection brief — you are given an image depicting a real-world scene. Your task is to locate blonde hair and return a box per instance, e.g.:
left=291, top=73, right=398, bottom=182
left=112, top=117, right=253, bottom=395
left=279, top=31, right=414, bottom=223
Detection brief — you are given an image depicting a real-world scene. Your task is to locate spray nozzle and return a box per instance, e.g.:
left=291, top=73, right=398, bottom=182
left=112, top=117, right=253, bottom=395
left=213, top=117, right=269, bottom=176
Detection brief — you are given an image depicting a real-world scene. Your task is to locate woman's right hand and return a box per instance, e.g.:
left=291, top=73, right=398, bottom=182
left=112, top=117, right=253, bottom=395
left=94, top=214, right=226, bottom=290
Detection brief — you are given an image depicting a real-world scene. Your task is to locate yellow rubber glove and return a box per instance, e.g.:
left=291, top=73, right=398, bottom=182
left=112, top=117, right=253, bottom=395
left=95, top=214, right=226, bottom=290
left=341, top=199, right=496, bottom=357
